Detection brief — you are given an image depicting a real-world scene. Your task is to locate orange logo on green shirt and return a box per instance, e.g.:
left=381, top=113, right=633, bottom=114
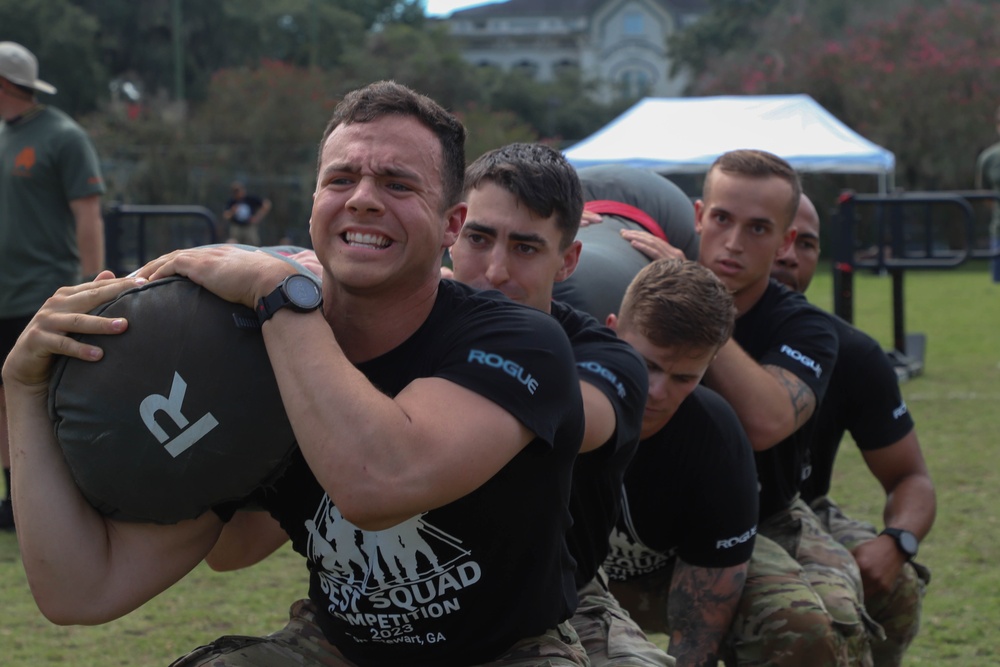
left=14, top=146, right=35, bottom=176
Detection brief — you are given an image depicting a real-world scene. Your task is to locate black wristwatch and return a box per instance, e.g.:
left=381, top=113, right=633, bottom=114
left=256, top=274, right=323, bottom=324
left=880, top=527, right=919, bottom=560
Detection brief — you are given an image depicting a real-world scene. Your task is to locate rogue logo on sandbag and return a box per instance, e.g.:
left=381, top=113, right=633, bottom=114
left=139, top=372, right=219, bottom=457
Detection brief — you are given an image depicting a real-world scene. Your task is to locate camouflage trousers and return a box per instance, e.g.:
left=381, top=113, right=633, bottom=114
left=810, top=496, right=931, bottom=667
left=725, top=498, right=878, bottom=667
left=570, top=568, right=675, bottom=666
left=168, top=598, right=592, bottom=667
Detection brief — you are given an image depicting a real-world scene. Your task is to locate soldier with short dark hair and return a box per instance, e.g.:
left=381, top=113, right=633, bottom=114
left=6, top=81, right=591, bottom=667
left=773, top=192, right=936, bottom=667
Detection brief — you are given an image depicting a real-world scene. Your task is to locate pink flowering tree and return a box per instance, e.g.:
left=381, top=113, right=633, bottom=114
left=688, top=0, right=1000, bottom=190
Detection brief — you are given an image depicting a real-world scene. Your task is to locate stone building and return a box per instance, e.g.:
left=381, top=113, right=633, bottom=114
left=443, top=0, right=708, bottom=102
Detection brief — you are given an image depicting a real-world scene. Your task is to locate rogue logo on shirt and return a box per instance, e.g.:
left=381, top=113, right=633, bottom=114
left=577, top=361, right=627, bottom=399
left=716, top=526, right=757, bottom=550
left=467, top=349, right=539, bottom=395
left=780, top=344, right=822, bottom=378
left=892, top=401, right=909, bottom=419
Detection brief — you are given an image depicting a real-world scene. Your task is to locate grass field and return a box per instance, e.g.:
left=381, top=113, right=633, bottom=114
left=1, top=262, right=998, bottom=665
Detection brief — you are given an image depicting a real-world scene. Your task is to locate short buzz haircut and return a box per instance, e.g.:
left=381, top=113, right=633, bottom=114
left=704, top=149, right=802, bottom=228
left=317, top=80, right=467, bottom=209
left=464, top=143, right=583, bottom=250
left=617, top=258, right=735, bottom=353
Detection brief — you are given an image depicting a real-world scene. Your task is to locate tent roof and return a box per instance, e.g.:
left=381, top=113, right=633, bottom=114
left=563, top=94, right=895, bottom=178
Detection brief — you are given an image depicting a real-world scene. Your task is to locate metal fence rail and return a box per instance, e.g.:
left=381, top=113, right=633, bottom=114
left=104, top=204, right=219, bottom=277
left=831, top=189, right=1000, bottom=380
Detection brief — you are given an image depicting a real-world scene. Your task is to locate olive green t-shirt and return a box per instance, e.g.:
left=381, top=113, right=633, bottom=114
left=0, top=106, right=105, bottom=317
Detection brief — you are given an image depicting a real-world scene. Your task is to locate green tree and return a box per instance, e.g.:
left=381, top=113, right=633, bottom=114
left=334, top=0, right=423, bottom=29
left=194, top=60, right=339, bottom=154
left=826, top=2, right=1000, bottom=189
left=217, top=0, right=366, bottom=70
left=456, top=103, right=539, bottom=163
left=336, top=23, right=480, bottom=111
left=0, top=0, right=105, bottom=114
left=64, top=0, right=415, bottom=103
left=667, top=0, right=779, bottom=78
left=676, top=0, right=1000, bottom=190
left=85, top=61, right=343, bottom=244
left=482, top=68, right=632, bottom=144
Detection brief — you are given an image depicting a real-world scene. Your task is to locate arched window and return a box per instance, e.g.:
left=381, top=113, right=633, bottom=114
left=619, top=69, right=652, bottom=98
left=623, top=12, right=644, bottom=35
left=513, top=60, right=540, bottom=78
left=553, top=59, right=579, bottom=77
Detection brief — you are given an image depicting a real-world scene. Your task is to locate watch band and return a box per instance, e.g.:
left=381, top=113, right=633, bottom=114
left=257, top=288, right=287, bottom=324
left=880, top=527, right=918, bottom=560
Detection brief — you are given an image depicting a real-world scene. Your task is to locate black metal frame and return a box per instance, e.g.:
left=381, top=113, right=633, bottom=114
left=104, top=204, right=219, bottom=277
left=831, top=190, right=1000, bottom=379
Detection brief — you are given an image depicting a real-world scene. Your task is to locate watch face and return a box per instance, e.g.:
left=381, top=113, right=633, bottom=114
left=899, top=530, right=919, bottom=556
left=286, top=275, right=322, bottom=308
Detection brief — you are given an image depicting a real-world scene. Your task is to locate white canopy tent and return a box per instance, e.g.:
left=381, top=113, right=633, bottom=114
left=563, top=94, right=896, bottom=192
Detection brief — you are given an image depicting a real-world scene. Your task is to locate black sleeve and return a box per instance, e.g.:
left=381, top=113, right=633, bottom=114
left=674, top=388, right=759, bottom=567
left=756, top=304, right=839, bottom=404
left=839, top=325, right=915, bottom=450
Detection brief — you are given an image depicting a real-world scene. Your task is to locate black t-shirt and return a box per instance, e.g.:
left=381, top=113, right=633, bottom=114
left=732, top=280, right=838, bottom=520
left=225, top=194, right=264, bottom=225
left=551, top=300, right=647, bottom=589
left=256, top=280, right=584, bottom=667
left=800, top=315, right=915, bottom=502
left=604, top=386, right=758, bottom=581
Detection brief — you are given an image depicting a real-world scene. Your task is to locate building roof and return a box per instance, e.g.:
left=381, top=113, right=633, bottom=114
left=451, top=0, right=707, bottom=19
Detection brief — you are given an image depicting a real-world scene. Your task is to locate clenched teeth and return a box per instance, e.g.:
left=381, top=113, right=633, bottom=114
left=344, top=231, right=391, bottom=248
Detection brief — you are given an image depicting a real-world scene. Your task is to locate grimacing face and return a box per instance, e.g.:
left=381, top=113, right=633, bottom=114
left=310, top=115, right=464, bottom=296
left=451, top=182, right=580, bottom=312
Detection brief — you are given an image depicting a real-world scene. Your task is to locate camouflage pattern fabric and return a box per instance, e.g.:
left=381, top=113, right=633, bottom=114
left=167, top=599, right=352, bottom=667
left=607, top=537, right=863, bottom=666
left=724, top=532, right=856, bottom=666
left=168, top=598, right=592, bottom=667
left=487, top=620, right=591, bottom=666
left=757, top=498, right=879, bottom=666
left=605, top=499, right=891, bottom=666
left=605, top=562, right=675, bottom=637
left=810, top=495, right=931, bottom=667
left=570, top=569, right=675, bottom=666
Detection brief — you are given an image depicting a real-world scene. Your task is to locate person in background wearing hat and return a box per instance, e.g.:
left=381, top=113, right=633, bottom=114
left=0, top=41, right=105, bottom=530
left=4, top=80, right=590, bottom=666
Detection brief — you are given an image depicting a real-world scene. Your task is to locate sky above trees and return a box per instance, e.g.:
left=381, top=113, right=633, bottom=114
left=424, top=0, right=504, bottom=17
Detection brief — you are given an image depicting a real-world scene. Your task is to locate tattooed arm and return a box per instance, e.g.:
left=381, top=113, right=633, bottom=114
left=702, top=337, right=816, bottom=451
left=667, top=559, right=748, bottom=667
